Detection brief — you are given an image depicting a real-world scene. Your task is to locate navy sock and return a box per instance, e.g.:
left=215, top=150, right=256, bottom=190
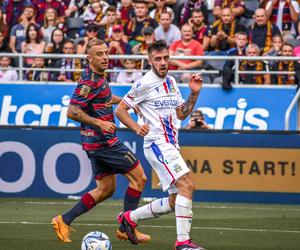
left=62, top=193, right=96, bottom=226
left=119, top=187, right=142, bottom=232
left=124, top=186, right=142, bottom=211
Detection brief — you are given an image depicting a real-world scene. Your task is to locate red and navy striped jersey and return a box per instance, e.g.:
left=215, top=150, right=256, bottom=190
left=70, top=67, right=119, bottom=151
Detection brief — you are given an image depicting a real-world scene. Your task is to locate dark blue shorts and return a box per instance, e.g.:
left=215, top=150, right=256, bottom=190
left=86, top=142, right=139, bottom=180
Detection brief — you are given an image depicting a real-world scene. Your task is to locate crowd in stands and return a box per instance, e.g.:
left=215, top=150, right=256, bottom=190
left=0, top=0, right=299, bottom=86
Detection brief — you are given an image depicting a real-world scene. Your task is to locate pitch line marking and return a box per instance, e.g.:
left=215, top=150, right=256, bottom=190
left=0, top=221, right=299, bottom=234
left=2, top=201, right=300, bottom=212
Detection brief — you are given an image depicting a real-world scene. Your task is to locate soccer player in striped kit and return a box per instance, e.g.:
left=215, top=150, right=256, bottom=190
left=51, top=38, right=150, bottom=244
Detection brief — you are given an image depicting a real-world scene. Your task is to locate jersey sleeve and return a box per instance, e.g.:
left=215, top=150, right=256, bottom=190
left=69, top=79, right=97, bottom=109
left=123, top=80, right=148, bottom=108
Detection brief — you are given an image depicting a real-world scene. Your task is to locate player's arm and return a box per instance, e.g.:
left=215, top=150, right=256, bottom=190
left=115, top=101, right=149, bottom=136
left=176, top=74, right=202, bottom=120
left=67, top=104, right=116, bottom=132
left=111, top=95, right=122, bottom=104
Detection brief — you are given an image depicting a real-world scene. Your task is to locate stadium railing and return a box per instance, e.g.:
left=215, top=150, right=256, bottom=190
left=0, top=53, right=299, bottom=84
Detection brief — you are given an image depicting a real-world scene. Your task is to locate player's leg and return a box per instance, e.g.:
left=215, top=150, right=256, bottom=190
left=174, top=173, right=205, bottom=250
left=51, top=175, right=116, bottom=243
left=52, top=150, right=116, bottom=243
left=94, top=142, right=149, bottom=243
left=118, top=143, right=180, bottom=244
left=128, top=188, right=176, bottom=223
left=123, top=162, right=147, bottom=211
left=114, top=146, right=151, bottom=243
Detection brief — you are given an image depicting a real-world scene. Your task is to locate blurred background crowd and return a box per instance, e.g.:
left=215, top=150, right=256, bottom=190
left=0, top=0, right=299, bottom=86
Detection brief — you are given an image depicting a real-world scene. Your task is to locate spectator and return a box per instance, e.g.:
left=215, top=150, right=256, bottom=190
left=52, top=39, right=82, bottom=82
left=154, top=11, right=181, bottom=46
left=97, top=6, right=118, bottom=42
left=26, top=57, right=50, bottom=81
left=41, top=8, right=59, bottom=44
left=45, top=28, right=65, bottom=67
left=116, top=58, right=142, bottom=84
left=264, top=34, right=283, bottom=56
left=222, top=31, right=248, bottom=89
left=169, top=24, right=204, bottom=83
left=149, top=0, right=174, bottom=23
left=64, top=0, right=86, bottom=18
left=0, top=8, right=8, bottom=38
left=185, top=110, right=210, bottom=129
left=21, top=23, right=46, bottom=66
left=32, top=0, right=65, bottom=26
left=133, top=26, right=156, bottom=70
left=239, top=43, right=271, bottom=84
left=247, top=8, right=281, bottom=54
left=119, top=0, right=134, bottom=27
left=213, top=0, right=245, bottom=18
left=9, top=5, right=36, bottom=53
left=178, top=0, right=208, bottom=26
left=81, top=1, right=104, bottom=25
left=265, top=0, right=299, bottom=40
left=272, top=43, right=300, bottom=85
left=125, top=0, right=158, bottom=48
left=209, top=7, right=246, bottom=54
left=189, top=9, right=210, bottom=51
left=132, top=26, right=155, bottom=55
left=0, top=56, right=18, bottom=81
left=2, top=0, right=32, bottom=27
left=108, top=24, right=131, bottom=80
left=76, top=22, right=98, bottom=54
left=0, top=28, right=12, bottom=52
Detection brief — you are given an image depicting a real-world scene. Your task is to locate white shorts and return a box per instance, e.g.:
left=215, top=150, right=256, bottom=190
left=144, top=142, right=190, bottom=192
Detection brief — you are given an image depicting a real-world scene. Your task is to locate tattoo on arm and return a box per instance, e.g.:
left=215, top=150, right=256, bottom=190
left=182, top=92, right=198, bottom=115
left=67, top=105, right=97, bottom=126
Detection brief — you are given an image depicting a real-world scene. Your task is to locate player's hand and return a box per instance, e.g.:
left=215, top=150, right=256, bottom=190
left=189, top=74, right=203, bottom=94
left=97, top=120, right=116, bottom=133
left=136, top=124, right=149, bottom=137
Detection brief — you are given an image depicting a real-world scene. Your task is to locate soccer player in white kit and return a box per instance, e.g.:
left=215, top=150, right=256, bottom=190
left=115, top=40, right=205, bottom=250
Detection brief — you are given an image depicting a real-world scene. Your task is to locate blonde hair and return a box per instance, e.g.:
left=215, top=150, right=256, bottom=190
left=86, top=38, right=105, bottom=53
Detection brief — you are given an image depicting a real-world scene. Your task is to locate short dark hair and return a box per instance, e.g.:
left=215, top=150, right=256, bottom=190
left=281, top=43, right=294, bottom=50
left=106, top=5, right=116, bottom=13
left=235, top=31, right=248, bottom=38
left=147, top=40, right=168, bottom=55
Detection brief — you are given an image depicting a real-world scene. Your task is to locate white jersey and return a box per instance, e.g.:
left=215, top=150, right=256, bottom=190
left=123, top=70, right=185, bottom=148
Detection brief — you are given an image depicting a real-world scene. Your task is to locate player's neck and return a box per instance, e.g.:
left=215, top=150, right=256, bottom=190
left=151, top=69, right=165, bottom=79
left=89, top=65, right=105, bottom=76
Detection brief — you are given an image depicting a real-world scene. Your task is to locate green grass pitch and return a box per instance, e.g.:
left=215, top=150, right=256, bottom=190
left=0, top=198, right=299, bottom=250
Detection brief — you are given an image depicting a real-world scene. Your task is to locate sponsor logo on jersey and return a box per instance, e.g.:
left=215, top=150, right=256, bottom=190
left=79, top=85, right=92, bottom=97
left=154, top=99, right=178, bottom=108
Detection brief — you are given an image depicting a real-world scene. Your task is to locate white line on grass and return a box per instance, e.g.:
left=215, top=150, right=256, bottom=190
left=0, top=221, right=299, bottom=234
left=2, top=201, right=300, bottom=212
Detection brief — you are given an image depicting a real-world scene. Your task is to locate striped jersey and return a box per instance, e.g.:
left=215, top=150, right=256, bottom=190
left=123, top=70, right=184, bottom=148
left=70, top=67, right=119, bottom=151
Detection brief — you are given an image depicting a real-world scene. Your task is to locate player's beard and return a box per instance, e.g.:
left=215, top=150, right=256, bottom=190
left=152, top=65, right=168, bottom=79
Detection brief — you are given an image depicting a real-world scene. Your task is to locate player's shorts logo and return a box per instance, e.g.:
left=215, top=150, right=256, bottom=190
left=173, top=164, right=182, bottom=173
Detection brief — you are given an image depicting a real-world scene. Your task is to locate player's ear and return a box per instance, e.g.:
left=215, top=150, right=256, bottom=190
left=87, top=54, right=91, bottom=62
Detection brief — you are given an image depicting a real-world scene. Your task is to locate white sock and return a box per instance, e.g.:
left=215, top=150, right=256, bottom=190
left=175, top=194, right=193, bottom=242
left=130, top=197, right=172, bottom=223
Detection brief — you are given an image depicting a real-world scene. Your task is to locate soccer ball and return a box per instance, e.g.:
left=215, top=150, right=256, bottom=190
left=81, top=231, right=112, bottom=250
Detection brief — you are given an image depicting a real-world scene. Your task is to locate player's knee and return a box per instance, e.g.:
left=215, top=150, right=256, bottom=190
left=94, top=186, right=115, bottom=202
left=101, top=188, right=115, bottom=200
left=139, top=174, right=147, bottom=187
left=177, top=174, right=194, bottom=193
